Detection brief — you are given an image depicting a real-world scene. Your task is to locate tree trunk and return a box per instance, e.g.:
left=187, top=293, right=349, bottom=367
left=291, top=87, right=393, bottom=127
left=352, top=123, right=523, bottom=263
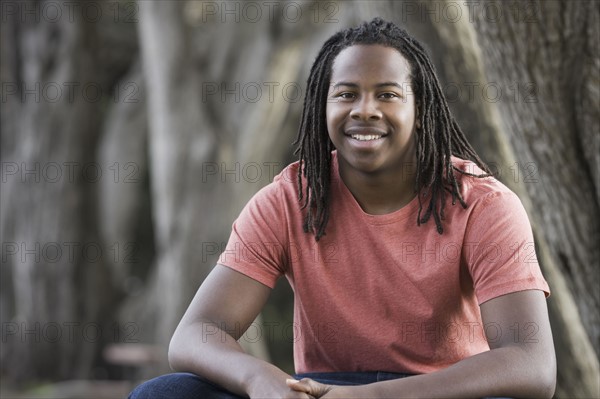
left=1, top=0, right=138, bottom=381
left=468, top=2, right=599, bottom=396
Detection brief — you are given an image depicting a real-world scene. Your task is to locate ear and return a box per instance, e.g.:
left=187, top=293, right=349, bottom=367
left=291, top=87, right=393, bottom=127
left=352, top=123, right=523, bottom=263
left=415, top=101, right=422, bottom=129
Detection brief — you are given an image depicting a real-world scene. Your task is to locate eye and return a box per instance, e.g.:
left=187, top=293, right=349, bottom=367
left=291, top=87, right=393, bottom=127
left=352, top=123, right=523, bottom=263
left=337, top=92, right=356, bottom=99
left=379, top=92, right=399, bottom=99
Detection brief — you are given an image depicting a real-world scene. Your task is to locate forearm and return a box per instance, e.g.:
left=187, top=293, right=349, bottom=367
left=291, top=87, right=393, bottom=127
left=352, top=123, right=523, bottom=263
left=347, top=346, right=555, bottom=399
left=168, top=319, right=289, bottom=397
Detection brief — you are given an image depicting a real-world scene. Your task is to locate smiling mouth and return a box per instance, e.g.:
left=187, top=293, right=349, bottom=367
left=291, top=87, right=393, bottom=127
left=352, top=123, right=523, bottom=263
left=345, top=126, right=387, bottom=141
left=350, top=134, right=383, bottom=141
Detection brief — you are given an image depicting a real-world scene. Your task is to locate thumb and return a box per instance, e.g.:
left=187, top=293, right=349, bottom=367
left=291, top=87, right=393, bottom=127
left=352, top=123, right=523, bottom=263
left=286, top=378, right=332, bottom=397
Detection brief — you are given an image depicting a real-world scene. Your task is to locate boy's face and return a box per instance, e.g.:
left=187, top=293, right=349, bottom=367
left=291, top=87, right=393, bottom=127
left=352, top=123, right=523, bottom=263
left=326, top=44, right=418, bottom=178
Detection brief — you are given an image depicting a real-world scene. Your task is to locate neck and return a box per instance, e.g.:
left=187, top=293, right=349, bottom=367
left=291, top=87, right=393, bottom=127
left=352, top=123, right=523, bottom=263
left=338, top=159, right=417, bottom=215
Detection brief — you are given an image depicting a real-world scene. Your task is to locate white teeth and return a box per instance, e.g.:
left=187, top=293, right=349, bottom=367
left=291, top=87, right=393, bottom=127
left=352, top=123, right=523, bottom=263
left=351, top=134, right=382, bottom=141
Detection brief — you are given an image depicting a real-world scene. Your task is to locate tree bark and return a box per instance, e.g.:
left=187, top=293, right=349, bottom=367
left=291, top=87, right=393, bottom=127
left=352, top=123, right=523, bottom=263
left=1, top=0, right=138, bottom=381
left=467, top=2, right=599, bottom=396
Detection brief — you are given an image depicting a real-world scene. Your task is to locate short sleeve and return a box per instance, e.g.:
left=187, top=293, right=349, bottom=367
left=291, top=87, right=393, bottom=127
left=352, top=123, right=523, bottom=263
left=463, top=191, right=550, bottom=304
left=217, top=182, right=288, bottom=288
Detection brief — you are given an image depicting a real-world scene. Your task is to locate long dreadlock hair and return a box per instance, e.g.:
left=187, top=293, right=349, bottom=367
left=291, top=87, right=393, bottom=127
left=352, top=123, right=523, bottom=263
left=293, top=18, right=490, bottom=240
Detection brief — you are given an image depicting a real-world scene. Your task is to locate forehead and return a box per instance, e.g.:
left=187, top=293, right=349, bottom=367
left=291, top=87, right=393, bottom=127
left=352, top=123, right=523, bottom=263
left=330, top=44, right=412, bottom=84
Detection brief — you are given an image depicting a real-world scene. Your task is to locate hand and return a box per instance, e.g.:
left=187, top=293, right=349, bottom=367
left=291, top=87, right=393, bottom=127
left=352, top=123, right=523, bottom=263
left=286, top=378, right=351, bottom=398
left=246, top=374, right=316, bottom=399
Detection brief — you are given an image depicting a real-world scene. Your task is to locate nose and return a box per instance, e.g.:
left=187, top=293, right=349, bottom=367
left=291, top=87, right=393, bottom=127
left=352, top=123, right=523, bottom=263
left=350, top=95, right=382, bottom=121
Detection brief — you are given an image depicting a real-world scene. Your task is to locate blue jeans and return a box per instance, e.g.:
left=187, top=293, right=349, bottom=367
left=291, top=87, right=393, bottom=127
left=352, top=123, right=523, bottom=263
left=128, top=371, right=513, bottom=398
left=128, top=370, right=413, bottom=398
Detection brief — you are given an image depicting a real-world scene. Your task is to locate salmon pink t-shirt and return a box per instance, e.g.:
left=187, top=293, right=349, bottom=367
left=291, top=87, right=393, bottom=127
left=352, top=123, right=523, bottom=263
left=217, top=151, right=550, bottom=375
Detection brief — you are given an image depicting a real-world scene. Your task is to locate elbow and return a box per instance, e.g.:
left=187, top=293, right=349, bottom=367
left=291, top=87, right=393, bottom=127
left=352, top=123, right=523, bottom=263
left=536, top=374, right=556, bottom=399
left=539, top=359, right=557, bottom=399
left=167, top=332, right=184, bottom=371
left=513, top=343, right=556, bottom=398
left=530, top=349, right=556, bottom=399
left=531, top=371, right=555, bottom=399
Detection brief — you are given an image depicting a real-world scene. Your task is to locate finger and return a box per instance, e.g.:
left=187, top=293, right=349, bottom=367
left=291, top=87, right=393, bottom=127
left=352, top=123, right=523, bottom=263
left=286, top=378, right=331, bottom=397
left=286, top=378, right=310, bottom=393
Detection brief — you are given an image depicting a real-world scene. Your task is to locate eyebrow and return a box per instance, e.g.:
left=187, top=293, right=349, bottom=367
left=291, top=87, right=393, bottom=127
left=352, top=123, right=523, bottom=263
left=332, top=81, right=406, bottom=90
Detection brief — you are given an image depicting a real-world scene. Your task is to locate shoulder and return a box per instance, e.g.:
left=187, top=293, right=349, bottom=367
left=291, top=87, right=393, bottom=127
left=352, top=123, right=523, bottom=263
left=245, top=160, right=303, bottom=211
left=451, top=156, right=519, bottom=209
left=450, top=157, right=534, bottom=240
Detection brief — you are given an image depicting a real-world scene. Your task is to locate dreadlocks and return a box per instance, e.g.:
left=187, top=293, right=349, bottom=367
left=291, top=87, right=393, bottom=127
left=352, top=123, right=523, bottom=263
left=293, top=18, right=490, bottom=240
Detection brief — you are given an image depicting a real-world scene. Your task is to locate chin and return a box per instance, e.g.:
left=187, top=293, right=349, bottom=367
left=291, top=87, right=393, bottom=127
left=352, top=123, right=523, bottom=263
left=350, top=161, right=385, bottom=175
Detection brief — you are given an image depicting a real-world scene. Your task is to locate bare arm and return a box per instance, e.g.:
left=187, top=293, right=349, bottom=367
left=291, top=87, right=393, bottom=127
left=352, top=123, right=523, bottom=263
left=289, top=290, right=556, bottom=398
left=169, top=264, right=311, bottom=398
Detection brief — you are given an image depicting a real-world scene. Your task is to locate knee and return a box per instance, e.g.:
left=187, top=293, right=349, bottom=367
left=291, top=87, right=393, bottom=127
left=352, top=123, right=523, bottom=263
left=128, top=372, right=238, bottom=399
left=128, top=373, right=196, bottom=398
left=128, top=382, right=144, bottom=399
left=128, top=381, right=147, bottom=399
left=128, top=377, right=156, bottom=399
